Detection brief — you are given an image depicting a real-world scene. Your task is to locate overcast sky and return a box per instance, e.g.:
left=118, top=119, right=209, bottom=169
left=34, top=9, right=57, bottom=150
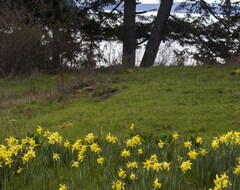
left=139, top=0, right=232, bottom=3
left=140, top=0, right=159, bottom=3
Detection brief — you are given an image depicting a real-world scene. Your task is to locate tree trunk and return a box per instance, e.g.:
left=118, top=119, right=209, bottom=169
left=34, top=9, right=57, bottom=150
left=51, top=28, right=60, bottom=73
left=140, top=0, right=173, bottom=67
left=122, top=0, right=136, bottom=67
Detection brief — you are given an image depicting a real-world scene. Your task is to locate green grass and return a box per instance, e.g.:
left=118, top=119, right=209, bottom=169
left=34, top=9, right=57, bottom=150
left=1, top=66, right=240, bottom=141
left=1, top=66, right=240, bottom=189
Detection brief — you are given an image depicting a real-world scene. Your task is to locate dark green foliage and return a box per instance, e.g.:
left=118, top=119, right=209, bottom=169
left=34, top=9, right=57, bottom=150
left=169, top=0, right=240, bottom=64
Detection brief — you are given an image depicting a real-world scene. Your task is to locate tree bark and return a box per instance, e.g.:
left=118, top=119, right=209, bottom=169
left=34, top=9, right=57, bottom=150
left=122, top=0, right=136, bottom=67
left=140, top=0, right=173, bottom=67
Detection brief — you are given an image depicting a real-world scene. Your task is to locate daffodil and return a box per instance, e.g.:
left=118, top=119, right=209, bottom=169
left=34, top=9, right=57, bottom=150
left=126, top=135, right=141, bottom=147
left=152, top=162, right=162, bottom=172
left=77, top=153, right=85, bottom=162
left=200, top=148, right=207, bottom=156
left=47, top=132, right=62, bottom=144
left=17, top=167, right=23, bottom=174
left=43, top=130, right=51, bottom=137
left=129, top=124, right=135, bottom=130
left=143, top=159, right=152, bottom=171
left=233, top=165, right=240, bottom=175
left=71, top=160, right=79, bottom=168
left=138, top=148, right=143, bottom=155
left=5, top=158, right=13, bottom=168
left=106, top=133, right=118, bottom=144
left=5, top=136, right=18, bottom=146
left=112, top=180, right=125, bottom=190
left=59, top=184, right=68, bottom=190
left=158, top=140, right=165, bottom=148
left=97, top=157, right=104, bottom=165
left=79, top=145, right=87, bottom=155
left=212, top=139, right=219, bottom=149
left=150, top=154, right=158, bottom=162
left=89, top=143, right=101, bottom=153
left=184, top=141, right=192, bottom=149
left=85, top=133, right=95, bottom=143
left=64, top=140, right=71, bottom=148
left=213, top=173, right=231, bottom=189
left=188, top=149, right=198, bottom=160
left=121, top=149, right=131, bottom=157
left=53, top=153, right=60, bottom=161
left=162, top=161, right=170, bottom=171
left=72, top=139, right=82, bottom=151
left=196, top=137, right=203, bottom=144
left=172, top=132, right=180, bottom=140
left=129, top=172, right=136, bottom=180
left=153, top=178, right=162, bottom=189
left=118, top=168, right=126, bottom=179
left=36, top=126, right=43, bottom=134
left=177, top=156, right=183, bottom=162
left=22, top=154, right=30, bottom=164
left=126, top=161, right=138, bottom=169
left=180, top=160, right=192, bottom=173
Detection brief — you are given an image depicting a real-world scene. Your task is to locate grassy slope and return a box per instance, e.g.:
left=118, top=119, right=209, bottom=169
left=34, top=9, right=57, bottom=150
left=1, top=66, right=240, bottom=141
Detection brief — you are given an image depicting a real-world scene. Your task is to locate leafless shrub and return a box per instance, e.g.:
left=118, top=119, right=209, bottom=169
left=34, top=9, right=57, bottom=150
left=0, top=6, right=47, bottom=76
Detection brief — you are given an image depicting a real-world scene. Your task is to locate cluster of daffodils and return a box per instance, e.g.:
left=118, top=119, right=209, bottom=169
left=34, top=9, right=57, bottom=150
left=212, top=173, right=231, bottom=190
left=1, top=125, right=240, bottom=190
left=143, top=154, right=170, bottom=172
left=0, top=136, right=37, bottom=172
left=211, top=131, right=240, bottom=149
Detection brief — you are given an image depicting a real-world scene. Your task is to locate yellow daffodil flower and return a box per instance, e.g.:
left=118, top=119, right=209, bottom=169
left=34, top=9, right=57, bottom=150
left=126, top=161, right=138, bottom=169
left=89, top=143, right=101, bottom=153
left=188, top=149, right=198, bottom=160
left=172, top=132, right=180, bottom=140
left=158, top=140, right=165, bottom=148
left=53, top=153, right=60, bottom=161
left=97, top=157, right=104, bottom=165
left=200, top=148, right=208, bottom=156
left=112, top=180, right=125, bottom=190
left=71, top=160, right=79, bottom=168
left=121, top=149, right=131, bottom=157
left=129, top=172, right=136, bottom=180
left=106, top=133, right=118, bottom=144
left=180, top=160, right=192, bottom=173
left=118, top=168, right=126, bottom=179
left=153, top=178, right=162, bottom=189
left=36, top=126, right=43, bottom=134
left=152, top=162, right=162, bottom=172
left=162, top=161, right=171, bottom=171
left=17, top=167, right=23, bottom=174
left=59, top=184, right=68, bottom=190
left=130, top=124, right=135, bottom=130
left=85, top=133, right=95, bottom=143
left=184, top=141, right=192, bottom=149
left=138, top=148, right=143, bottom=155
left=196, top=137, right=203, bottom=144
left=233, top=165, right=240, bottom=175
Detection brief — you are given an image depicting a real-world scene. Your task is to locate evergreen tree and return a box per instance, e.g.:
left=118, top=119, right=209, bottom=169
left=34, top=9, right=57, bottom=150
left=172, top=0, right=240, bottom=64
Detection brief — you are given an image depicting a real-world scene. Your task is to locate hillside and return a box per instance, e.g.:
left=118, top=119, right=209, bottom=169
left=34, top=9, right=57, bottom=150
left=1, top=66, right=240, bottom=141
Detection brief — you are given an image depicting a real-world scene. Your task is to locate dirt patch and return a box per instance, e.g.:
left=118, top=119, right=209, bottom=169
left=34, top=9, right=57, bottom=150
left=92, top=86, right=119, bottom=102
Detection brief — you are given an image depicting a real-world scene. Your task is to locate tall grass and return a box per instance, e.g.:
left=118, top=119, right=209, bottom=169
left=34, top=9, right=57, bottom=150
left=1, top=124, right=240, bottom=189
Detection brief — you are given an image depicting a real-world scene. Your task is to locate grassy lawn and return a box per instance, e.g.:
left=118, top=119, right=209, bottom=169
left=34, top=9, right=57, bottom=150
left=1, top=66, right=240, bottom=190
left=1, top=66, right=240, bottom=141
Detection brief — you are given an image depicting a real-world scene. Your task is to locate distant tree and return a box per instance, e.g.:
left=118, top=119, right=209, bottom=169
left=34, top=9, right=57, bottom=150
left=172, top=0, right=240, bottom=64
left=140, top=0, right=174, bottom=67
left=0, top=0, right=122, bottom=75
